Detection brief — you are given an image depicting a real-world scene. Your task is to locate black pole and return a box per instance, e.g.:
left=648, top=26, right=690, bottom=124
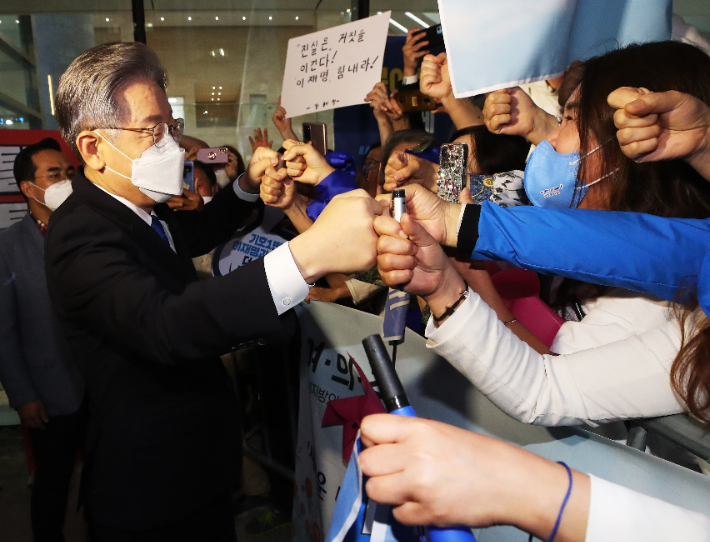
left=132, top=0, right=147, bottom=44
left=351, top=0, right=369, bottom=21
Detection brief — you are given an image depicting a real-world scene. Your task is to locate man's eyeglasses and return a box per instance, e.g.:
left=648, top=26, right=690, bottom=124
left=96, top=118, right=184, bottom=148
left=35, top=170, right=75, bottom=182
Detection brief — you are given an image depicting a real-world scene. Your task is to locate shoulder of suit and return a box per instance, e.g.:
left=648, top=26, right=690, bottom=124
left=0, top=216, right=29, bottom=245
left=46, top=201, right=123, bottom=249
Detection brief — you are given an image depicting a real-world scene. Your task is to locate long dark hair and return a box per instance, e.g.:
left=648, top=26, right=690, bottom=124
left=576, top=41, right=710, bottom=218
left=573, top=41, right=710, bottom=423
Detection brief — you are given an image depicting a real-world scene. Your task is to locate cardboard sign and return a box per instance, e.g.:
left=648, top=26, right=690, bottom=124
left=439, top=0, right=672, bottom=98
left=281, top=12, right=390, bottom=119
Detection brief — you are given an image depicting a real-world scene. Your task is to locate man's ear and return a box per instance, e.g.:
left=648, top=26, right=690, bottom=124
left=77, top=131, right=105, bottom=172
left=19, top=180, right=35, bottom=201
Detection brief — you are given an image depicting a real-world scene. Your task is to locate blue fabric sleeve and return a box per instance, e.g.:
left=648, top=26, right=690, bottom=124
left=472, top=200, right=710, bottom=301
left=306, top=169, right=360, bottom=222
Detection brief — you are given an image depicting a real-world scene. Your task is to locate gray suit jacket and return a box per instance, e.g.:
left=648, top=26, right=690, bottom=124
left=0, top=214, right=83, bottom=415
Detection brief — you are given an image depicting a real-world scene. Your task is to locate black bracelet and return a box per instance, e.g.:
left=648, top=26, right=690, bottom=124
left=432, top=282, right=469, bottom=323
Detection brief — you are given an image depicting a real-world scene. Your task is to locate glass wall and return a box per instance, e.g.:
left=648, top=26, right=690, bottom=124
left=0, top=0, right=452, bottom=155
left=0, top=0, right=707, bottom=153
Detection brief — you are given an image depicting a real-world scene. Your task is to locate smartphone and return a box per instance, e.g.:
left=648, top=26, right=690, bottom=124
left=196, top=147, right=229, bottom=164
left=394, top=89, right=436, bottom=112
left=415, top=24, right=444, bottom=49
left=302, top=122, right=327, bottom=156
left=183, top=161, right=195, bottom=192
left=437, top=143, right=469, bottom=203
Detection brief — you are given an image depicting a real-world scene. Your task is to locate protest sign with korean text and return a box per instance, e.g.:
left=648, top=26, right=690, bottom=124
left=281, top=12, right=390, bottom=119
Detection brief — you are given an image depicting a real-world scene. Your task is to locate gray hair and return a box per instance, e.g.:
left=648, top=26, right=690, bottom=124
left=56, top=41, right=167, bottom=161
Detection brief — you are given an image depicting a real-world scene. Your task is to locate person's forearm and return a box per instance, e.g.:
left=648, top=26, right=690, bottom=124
left=283, top=197, right=314, bottom=234
left=465, top=202, right=710, bottom=301
left=441, top=95, right=484, bottom=129
left=279, top=126, right=299, bottom=142
left=324, top=273, right=350, bottom=289
left=377, top=118, right=394, bottom=147
left=527, top=108, right=559, bottom=145
left=329, top=281, right=352, bottom=300
left=392, top=116, right=411, bottom=132
left=499, top=452, right=590, bottom=542
left=448, top=255, right=551, bottom=355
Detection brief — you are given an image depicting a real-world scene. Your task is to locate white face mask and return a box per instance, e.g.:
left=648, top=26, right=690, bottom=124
left=214, top=167, right=231, bottom=188
left=30, top=180, right=73, bottom=211
left=97, top=133, right=185, bottom=203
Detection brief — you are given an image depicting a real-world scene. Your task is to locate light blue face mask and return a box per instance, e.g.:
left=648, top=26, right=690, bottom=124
left=524, top=139, right=612, bottom=209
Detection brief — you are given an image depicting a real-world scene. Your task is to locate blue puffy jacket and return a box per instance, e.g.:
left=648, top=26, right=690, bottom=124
left=459, top=201, right=710, bottom=303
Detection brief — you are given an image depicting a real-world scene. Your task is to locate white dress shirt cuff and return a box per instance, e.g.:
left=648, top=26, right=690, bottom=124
left=233, top=173, right=260, bottom=202
left=402, top=74, right=419, bottom=86
left=264, top=243, right=310, bottom=315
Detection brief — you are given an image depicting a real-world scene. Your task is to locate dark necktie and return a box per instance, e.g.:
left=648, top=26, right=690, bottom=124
left=150, top=215, right=170, bottom=245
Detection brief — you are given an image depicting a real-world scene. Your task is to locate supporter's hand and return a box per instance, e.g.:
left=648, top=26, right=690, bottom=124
left=225, top=151, right=240, bottom=181
left=249, top=128, right=273, bottom=152
left=459, top=186, right=474, bottom=205
left=383, top=152, right=438, bottom=192
left=289, top=190, right=387, bottom=283
left=375, top=213, right=463, bottom=310
left=359, top=414, right=590, bottom=538
left=365, top=83, right=404, bottom=122
left=166, top=188, right=204, bottom=211
left=608, top=87, right=710, bottom=177
left=260, top=166, right=296, bottom=209
left=273, top=97, right=299, bottom=141
left=18, top=400, right=49, bottom=430
left=244, top=147, right=280, bottom=193
left=184, top=146, right=200, bottom=162
left=377, top=184, right=460, bottom=247
left=484, top=88, right=557, bottom=145
left=420, top=53, right=452, bottom=101
left=282, top=140, right=335, bottom=185
left=403, top=28, right=429, bottom=77
left=305, top=285, right=348, bottom=304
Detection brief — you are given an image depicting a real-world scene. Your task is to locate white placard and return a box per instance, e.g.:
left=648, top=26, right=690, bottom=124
left=439, top=0, right=671, bottom=98
left=281, top=12, right=390, bottom=119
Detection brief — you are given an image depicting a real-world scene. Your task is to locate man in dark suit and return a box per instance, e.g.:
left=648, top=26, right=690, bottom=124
left=0, top=137, right=85, bottom=542
left=46, top=42, right=382, bottom=541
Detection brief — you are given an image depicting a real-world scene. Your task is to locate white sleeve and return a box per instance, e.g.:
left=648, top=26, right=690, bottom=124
left=263, top=243, right=310, bottom=315
left=551, top=292, right=670, bottom=355
left=586, top=475, right=710, bottom=542
left=425, top=290, right=685, bottom=426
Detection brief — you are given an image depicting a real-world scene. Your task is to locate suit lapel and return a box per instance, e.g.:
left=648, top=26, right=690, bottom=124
left=72, top=171, right=197, bottom=283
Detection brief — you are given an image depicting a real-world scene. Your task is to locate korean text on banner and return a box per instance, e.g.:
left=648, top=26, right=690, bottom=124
left=439, top=0, right=672, bottom=98
left=281, top=12, right=391, bottom=119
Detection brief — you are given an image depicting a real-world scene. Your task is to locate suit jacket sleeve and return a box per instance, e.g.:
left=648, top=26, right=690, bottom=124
left=166, top=179, right=263, bottom=258
left=0, top=250, right=39, bottom=408
left=45, top=206, right=283, bottom=365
